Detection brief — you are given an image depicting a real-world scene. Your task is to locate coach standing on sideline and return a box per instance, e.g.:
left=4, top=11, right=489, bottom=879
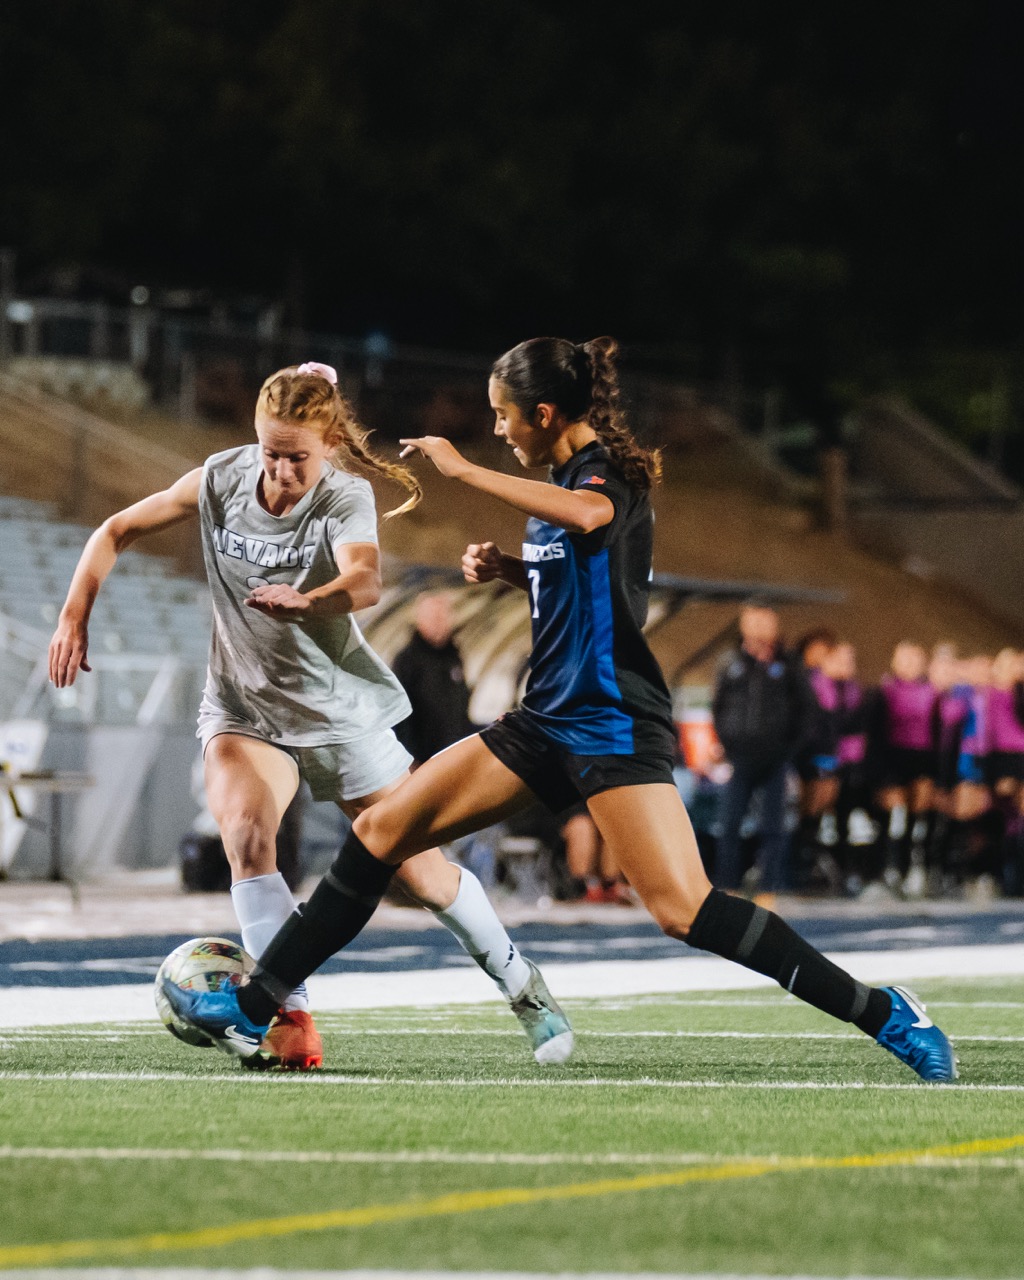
left=712, top=604, right=816, bottom=899
left=392, top=592, right=474, bottom=765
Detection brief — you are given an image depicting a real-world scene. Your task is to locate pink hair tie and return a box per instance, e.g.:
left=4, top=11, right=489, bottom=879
left=296, top=361, right=338, bottom=385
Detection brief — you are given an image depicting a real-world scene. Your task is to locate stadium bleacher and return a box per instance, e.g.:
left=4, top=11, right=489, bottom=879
left=0, top=495, right=212, bottom=726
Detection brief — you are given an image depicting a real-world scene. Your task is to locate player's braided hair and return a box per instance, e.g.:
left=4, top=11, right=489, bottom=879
left=491, top=336, right=660, bottom=492
left=256, top=366, right=421, bottom=518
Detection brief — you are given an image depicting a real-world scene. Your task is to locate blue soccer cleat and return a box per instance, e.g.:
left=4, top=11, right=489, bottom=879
left=160, top=975, right=270, bottom=1063
left=875, top=986, right=958, bottom=1081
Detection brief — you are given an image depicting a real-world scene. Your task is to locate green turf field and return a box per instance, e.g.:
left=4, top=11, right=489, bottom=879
left=1, top=976, right=1023, bottom=1275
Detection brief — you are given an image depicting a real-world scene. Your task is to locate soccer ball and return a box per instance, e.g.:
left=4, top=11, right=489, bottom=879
left=154, top=936, right=254, bottom=1047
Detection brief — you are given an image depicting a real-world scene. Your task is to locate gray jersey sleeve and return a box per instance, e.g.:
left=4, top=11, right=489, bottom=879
left=324, top=477, right=380, bottom=550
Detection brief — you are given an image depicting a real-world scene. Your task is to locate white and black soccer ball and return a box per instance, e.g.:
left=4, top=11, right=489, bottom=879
left=154, top=936, right=254, bottom=1047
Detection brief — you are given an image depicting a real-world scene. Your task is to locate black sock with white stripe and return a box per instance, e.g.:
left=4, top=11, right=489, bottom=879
left=686, top=889, right=892, bottom=1037
left=238, top=832, right=397, bottom=1026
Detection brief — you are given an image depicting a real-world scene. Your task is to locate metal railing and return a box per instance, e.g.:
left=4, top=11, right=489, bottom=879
left=0, top=611, right=200, bottom=727
left=0, top=294, right=778, bottom=455
left=4, top=291, right=1021, bottom=504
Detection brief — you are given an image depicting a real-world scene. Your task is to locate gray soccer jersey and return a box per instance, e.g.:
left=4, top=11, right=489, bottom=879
left=197, top=444, right=410, bottom=745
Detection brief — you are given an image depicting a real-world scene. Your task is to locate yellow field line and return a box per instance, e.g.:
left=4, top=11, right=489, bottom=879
left=2, top=1132, right=1022, bottom=1267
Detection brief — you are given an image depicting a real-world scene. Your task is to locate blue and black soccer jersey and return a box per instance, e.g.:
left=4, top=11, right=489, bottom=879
left=517, top=441, right=674, bottom=756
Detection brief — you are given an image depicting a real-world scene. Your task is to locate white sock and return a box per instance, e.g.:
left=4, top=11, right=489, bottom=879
left=230, top=872, right=309, bottom=1013
left=434, top=867, right=531, bottom=1000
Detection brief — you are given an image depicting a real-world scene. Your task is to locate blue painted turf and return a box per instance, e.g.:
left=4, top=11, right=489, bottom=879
left=1, top=909, right=1022, bottom=987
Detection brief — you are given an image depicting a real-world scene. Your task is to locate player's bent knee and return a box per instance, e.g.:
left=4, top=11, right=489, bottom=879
left=644, top=881, right=713, bottom=942
left=352, top=803, right=412, bottom=863
left=394, top=852, right=459, bottom=909
left=645, top=897, right=698, bottom=942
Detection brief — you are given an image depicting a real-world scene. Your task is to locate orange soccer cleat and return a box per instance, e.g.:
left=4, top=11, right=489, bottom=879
left=259, top=1009, right=323, bottom=1071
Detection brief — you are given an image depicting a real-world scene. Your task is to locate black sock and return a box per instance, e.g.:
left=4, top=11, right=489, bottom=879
left=940, top=819, right=968, bottom=880
left=979, top=809, right=1005, bottom=878
left=1003, top=817, right=1024, bottom=897
left=861, top=809, right=888, bottom=883
left=686, top=889, right=892, bottom=1038
left=794, top=814, right=821, bottom=889
left=927, top=812, right=948, bottom=871
left=238, top=832, right=397, bottom=1025
left=834, top=802, right=853, bottom=878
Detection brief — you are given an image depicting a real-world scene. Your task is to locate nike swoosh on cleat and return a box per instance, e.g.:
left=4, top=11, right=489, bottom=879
left=223, top=1024, right=260, bottom=1054
left=897, top=988, right=934, bottom=1029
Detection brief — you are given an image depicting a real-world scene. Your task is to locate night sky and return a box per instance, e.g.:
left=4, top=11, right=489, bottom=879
left=2, top=2, right=1023, bottom=398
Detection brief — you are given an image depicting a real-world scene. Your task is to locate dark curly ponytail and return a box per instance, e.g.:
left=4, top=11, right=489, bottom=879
left=580, top=337, right=661, bottom=492
left=491, top=336, right=661, bottom=492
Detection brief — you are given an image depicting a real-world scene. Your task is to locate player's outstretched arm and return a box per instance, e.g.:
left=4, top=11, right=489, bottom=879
left=462, top=541, right=527, bottom=591
left=48, top=468, right=203, bottom=687
left=398, top=436, right=613, bottom=535
left=245, top=541, right=382, bottom=620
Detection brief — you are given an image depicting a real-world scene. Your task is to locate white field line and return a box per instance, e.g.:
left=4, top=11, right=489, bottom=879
left=1, top=1070, right=1023, bottom=1092
left=317, top=998, right=1024, bottom=1012
left=2, top=942, right=1023, bottom=1028
left=3, top=1028, right=1023, bottom=1044
left=0, top=1145, right=1020, bottom=1173
left=915, top=1001, right=1024, bottom=1008
left=0, top=1145, right=750, bottom=1167
left=316, top=998, right=1024, bottom=1013
left=311, top=1030, right=1024, bottom=1043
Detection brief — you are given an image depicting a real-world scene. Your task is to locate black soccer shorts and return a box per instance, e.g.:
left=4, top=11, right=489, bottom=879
left=479, top=707, right=676, bottom=814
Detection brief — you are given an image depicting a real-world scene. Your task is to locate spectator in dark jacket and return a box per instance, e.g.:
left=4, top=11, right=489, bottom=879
left=712, top=605, right=816, bottom=897
left=392, top=592, right=474, bottom=765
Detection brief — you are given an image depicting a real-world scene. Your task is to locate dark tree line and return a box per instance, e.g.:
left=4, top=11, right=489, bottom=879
left=1, top=1, right=1022, bottom=399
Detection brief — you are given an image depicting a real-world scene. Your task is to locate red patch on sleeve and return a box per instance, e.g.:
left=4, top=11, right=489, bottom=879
left=583, top=475, right=606, bottom=485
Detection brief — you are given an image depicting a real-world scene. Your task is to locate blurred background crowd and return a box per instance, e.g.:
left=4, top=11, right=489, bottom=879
left=412, top=601, right=1024, bottom=909
left=694, top=609, right=1024, bottom=906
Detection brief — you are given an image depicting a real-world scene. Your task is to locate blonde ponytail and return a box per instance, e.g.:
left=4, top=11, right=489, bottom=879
left=256, top=366, right=421, bottom=518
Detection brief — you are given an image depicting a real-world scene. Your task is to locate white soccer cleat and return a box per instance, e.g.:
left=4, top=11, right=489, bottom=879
left=509, top=959, right=575, bottom=1065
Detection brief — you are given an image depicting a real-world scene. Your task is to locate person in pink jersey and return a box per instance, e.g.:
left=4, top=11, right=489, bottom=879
left=987, top=648, right=1024, bottom=895
left=986, top=649, right=1024, bottom=788
left=869, top=642, right=937, bottom=895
